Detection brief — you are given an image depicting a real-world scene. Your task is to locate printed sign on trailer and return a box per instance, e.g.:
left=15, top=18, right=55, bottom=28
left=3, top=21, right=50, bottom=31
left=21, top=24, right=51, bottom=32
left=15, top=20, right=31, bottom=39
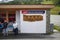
left=22, top=10, right=45, bottom=14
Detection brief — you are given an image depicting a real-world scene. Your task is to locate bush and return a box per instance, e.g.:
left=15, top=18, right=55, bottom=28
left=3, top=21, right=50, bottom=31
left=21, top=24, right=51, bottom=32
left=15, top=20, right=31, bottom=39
left=50, top=6, right=60, bottom=15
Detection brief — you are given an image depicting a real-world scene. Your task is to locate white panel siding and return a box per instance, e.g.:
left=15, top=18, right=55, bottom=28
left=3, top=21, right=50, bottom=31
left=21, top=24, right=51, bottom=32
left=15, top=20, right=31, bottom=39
left=20, top=10, right=46, bottom=33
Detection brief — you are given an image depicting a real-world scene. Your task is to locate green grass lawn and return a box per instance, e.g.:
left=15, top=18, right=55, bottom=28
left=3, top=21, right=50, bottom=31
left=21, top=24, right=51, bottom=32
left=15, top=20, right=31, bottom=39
left=54, top=25, right=60, bottom=32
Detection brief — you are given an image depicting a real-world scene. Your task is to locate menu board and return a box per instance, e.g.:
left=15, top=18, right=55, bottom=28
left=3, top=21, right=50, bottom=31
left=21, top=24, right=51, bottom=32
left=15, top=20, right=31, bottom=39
left=22, top=10, right=44, bottom=22
left=23, top=15, right=43, bottom=22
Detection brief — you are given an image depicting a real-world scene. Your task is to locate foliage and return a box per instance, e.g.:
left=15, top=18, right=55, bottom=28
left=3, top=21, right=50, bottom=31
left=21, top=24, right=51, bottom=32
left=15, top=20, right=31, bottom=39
left=50, top=6, right=60, bottom=15
left=52, top=0, right=60, bottom=6
left=54, top=25, right=60, bottom=32
left=42, top=0, right=53, bottom=4
left=0, top=0, right=43, bottom=5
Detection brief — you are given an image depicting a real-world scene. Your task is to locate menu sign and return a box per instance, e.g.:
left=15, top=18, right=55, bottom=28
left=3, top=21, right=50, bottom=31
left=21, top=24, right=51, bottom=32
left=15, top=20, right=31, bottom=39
left=23, top=15, right=43, bottom=22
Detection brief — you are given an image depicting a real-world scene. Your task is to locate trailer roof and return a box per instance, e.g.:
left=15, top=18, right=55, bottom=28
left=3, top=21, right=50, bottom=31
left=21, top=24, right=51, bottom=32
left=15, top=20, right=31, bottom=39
left=0, top=4, right=54, bottom=10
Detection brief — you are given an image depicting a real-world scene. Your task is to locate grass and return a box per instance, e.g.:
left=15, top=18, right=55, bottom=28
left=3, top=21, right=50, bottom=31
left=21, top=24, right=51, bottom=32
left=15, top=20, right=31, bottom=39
left=54, top=25, right=60, bottom=32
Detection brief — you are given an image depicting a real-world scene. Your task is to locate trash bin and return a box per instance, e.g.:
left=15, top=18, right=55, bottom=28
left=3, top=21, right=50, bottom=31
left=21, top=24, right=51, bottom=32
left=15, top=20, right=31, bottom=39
left=50, top=24, right=54, bottom=33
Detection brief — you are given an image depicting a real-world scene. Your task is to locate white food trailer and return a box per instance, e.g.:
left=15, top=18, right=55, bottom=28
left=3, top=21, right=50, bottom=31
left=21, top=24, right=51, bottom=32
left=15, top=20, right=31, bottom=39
left=20, top=10, right=46, bottom=33
left=0, top=5, right=54, bottom=34
left=15, top=5, right=54, bottom=34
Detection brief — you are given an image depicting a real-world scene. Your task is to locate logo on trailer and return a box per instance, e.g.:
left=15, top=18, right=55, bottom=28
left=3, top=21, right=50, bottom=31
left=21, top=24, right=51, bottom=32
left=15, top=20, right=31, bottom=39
left=22, top=10, right=45, bottom=14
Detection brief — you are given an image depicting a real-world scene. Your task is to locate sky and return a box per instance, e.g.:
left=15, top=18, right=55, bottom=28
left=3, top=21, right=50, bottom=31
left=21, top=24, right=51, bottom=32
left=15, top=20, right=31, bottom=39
left=0, top=0, right=14, bottom=1
left=0, top=0, right=2, bottom=1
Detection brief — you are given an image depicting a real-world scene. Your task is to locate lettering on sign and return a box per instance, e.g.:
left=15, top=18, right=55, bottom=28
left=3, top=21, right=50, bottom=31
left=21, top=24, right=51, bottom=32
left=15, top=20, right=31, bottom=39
left=23, top=15, right=43, bottom=22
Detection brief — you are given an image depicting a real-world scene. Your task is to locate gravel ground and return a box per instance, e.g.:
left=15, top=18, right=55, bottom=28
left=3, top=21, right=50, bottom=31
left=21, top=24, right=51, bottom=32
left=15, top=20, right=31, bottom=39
left=0, top=32, right=60, bottom=40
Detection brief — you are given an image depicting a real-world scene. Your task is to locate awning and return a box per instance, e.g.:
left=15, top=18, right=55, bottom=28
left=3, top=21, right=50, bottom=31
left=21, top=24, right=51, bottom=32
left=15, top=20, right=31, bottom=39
left=0, top=4, right=54, bottom=10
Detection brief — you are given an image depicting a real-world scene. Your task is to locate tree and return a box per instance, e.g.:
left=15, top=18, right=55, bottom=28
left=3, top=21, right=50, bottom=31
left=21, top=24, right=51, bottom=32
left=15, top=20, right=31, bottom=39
left=14, top=0, right=43, bottom=5
left=0, top=0, right=43, bottom=5
left=52, top=0, right=60, bottom=6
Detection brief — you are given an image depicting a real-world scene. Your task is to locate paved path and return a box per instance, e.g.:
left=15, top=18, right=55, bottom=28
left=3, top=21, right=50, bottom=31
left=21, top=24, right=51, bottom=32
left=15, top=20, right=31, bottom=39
left=0, top=32, right=60, bottom=40
left=51, top=15, right=60, bottom=26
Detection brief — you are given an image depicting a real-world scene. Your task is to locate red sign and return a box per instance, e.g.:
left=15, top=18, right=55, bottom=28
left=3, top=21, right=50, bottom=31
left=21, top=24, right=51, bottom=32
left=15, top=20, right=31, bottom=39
left=22, top=10, right=45, bottom=14
left=22, top=10, right=28, bottom=14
